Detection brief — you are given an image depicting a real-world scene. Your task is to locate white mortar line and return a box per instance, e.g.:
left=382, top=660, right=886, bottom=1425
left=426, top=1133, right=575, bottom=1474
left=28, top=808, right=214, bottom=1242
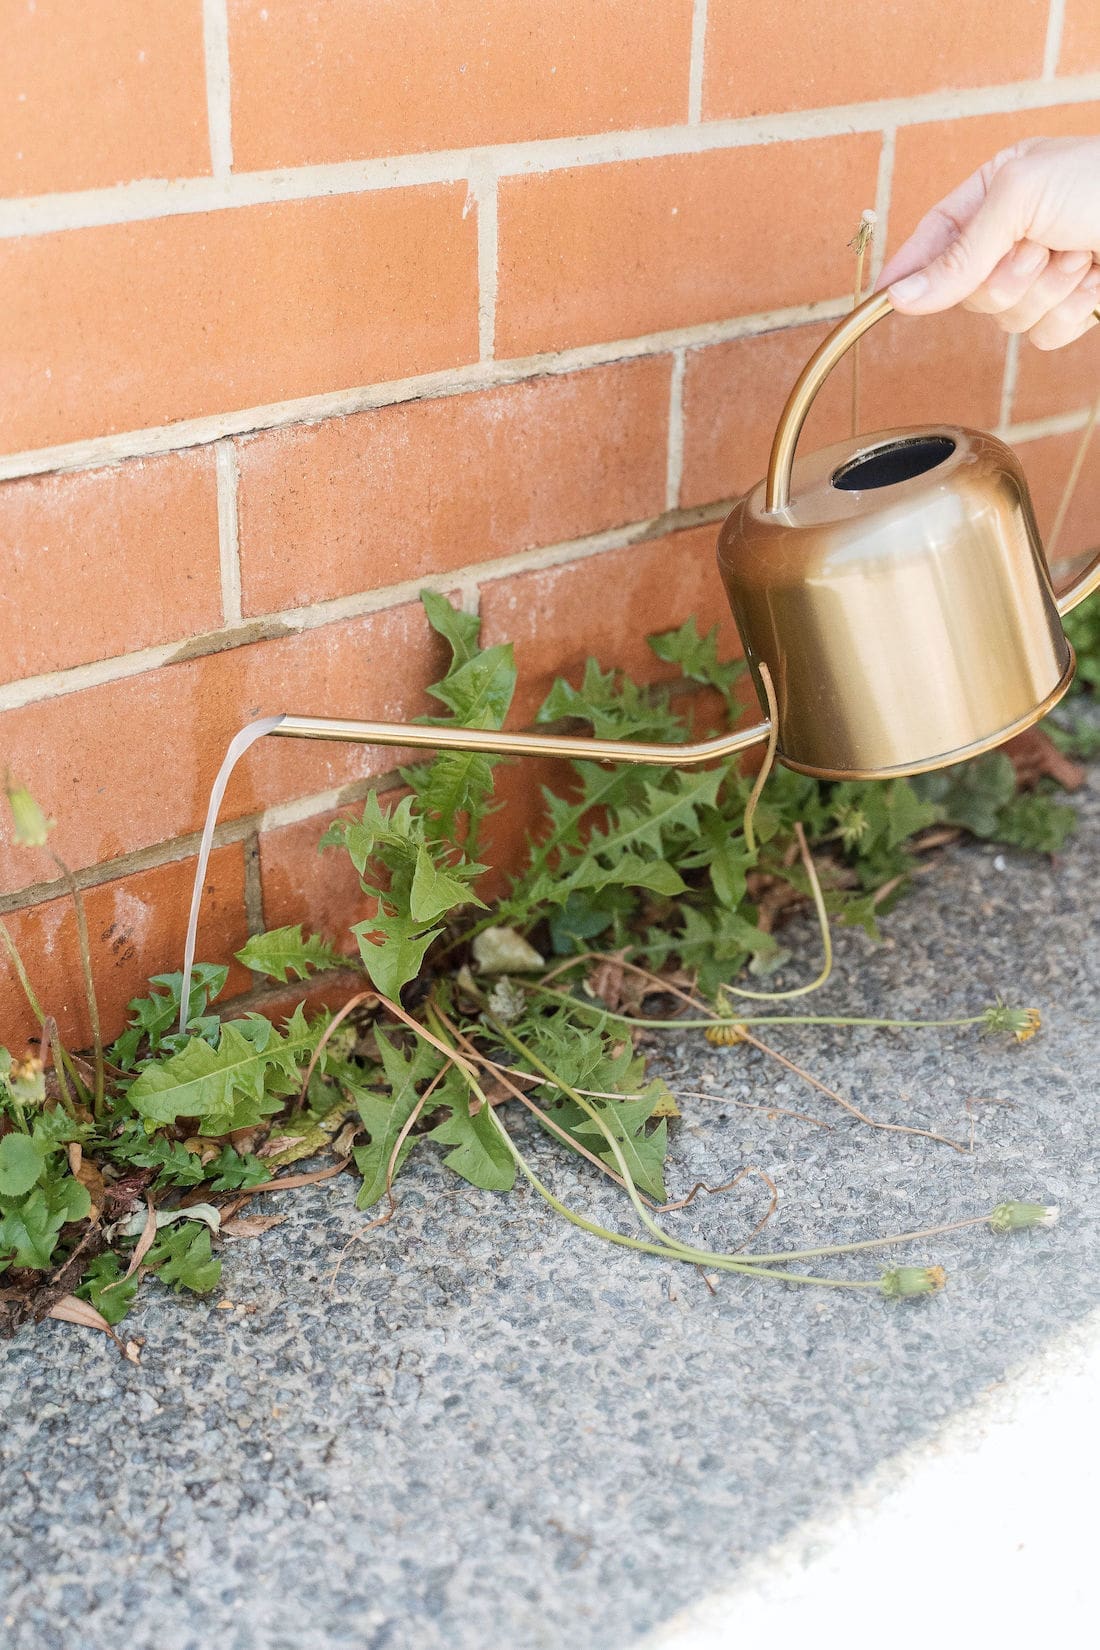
left=470, top=170, right=499, bottom=361
left=4, top=74, right=1100, bottom=241
left=0, top=297, right=853, bottom=483
left=996, top=334, right=1022, bottom=435
left=870, top=128, right=896, bottom=282
left=1004, top=406, right=1096, bottom=443
left=687, top=0, right=709, bottom=125
left=201, top=0, right=234, bottom=179
left=215, top=440, right=243, bottom=624
left=665, top=349, right=687, bottom=512
left=1043, top=0, right=1067, bottom=79
left=0, top=396, right=1090, bottom=718
left=0, top=771, right=404, bottom=915
left=0, top=503, right=729, bottom=714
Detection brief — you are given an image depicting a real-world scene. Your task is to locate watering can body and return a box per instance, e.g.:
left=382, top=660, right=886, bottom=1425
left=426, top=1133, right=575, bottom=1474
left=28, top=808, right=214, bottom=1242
left=717, top=291, right=1100, bottom=781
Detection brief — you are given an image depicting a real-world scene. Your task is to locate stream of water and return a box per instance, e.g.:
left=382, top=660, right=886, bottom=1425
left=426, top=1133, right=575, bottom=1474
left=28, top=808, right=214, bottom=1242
left=178, top=715, right=286, bottom=1034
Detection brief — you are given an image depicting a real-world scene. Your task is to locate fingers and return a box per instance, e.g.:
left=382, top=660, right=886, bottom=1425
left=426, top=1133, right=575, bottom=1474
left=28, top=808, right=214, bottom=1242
left=964, top=239, right=1050, bottom=313
left=878, top=166, right=995, bottom=289
left=967, top=245, right=1092, bottom=337
left=1029, top=266, right=1100, bottom=350
left=888, top=161, right=1033, bottom=312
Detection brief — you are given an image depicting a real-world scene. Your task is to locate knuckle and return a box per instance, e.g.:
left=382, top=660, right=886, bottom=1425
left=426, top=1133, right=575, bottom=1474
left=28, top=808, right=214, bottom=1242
left=938, top=236, right=973, bottom=278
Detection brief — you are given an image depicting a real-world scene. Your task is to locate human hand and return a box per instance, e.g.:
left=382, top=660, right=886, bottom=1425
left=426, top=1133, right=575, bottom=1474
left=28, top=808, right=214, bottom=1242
left=879, top=137, right=1100, bottom=349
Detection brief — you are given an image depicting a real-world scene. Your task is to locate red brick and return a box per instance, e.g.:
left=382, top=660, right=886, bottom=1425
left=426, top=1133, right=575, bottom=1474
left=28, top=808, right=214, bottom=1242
left=0, top=451, right=222, bottom=681
left=0, top=187, right=479, bottom=452
left=0, top=843, right=249, bottom=1051
left=495, top=135, right=883, bottom=357
left=259, top=800, right=395, bottom=946
left=236, top=358, right=672, bottom=615
left=1014, top=428, right=1100, bottom=566
left=1011, top=326, right=1100, bottom=424
left=0, top=602, right=442, bottom=892
left=0, top=0, right=209, bottom=197
left=680, top=321, right=852, bottom=507
left=228, top=0, right=695, bottom=169
left=889, top=105, right=1100, bottom=261
left=703, top=0, right=1047, bottom=119
left=858, top=305, right=1007, bottom=432
left=478, top=524, right=742, bottom=725
left=476, top=754, right=572, bottom=901
left=1058, top=2, right=1100, bottom=72
left=680, top=306, right=1005, bottom=509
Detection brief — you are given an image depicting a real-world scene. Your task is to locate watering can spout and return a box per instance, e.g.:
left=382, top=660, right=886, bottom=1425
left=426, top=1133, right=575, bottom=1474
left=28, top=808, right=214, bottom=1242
left=268, top=711, right=773, bottom=767
left=178, top=705, right=772, bottom=1031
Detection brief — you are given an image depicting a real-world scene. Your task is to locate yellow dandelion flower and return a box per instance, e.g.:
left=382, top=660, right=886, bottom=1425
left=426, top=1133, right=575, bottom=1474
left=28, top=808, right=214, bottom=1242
left=705, top=1022, right=750, bottom=1047
left=1015, top=1008, right=1042, bottom=1043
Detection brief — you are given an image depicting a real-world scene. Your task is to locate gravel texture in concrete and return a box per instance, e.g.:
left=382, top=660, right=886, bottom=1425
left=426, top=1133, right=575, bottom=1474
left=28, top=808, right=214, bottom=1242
left=2, top=781, right=1098, bottom=1650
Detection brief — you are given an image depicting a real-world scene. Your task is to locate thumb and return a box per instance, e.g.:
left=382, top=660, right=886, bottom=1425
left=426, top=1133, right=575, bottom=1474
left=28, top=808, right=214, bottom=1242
left=888, top=175, right=1024, bottom=312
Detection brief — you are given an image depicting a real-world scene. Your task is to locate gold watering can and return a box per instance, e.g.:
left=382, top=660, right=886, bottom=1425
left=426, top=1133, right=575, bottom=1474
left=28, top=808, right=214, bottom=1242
left=267, top=290, right=1100, bottom=780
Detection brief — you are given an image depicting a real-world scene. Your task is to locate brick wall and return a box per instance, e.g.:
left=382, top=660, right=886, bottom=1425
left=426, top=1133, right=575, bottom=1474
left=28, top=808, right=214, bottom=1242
left=2, top=1, right=1099, bottom=1046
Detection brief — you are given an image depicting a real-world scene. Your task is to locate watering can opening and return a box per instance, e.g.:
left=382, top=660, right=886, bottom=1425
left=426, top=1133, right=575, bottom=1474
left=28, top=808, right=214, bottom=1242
left=831, top=433, right=957, bottom=492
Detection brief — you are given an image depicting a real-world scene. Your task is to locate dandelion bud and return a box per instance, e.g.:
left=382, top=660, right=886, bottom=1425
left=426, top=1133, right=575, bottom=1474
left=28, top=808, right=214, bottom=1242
left=705, top=1022, right=749, bottom=1047
left=989, top=1201, right=1059, bottom=1233
left=881, top=1265, right=946, bottom=1299
left=3, top=773, right=54, bottom=848
left=4, top=1054, right=46, bottom=1105
left=982, top=1001, right=1041, bottom=1041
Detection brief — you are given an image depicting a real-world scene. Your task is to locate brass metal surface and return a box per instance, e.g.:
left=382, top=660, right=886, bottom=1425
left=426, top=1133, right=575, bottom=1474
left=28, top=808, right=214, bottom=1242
left=717, top=292, right=1098, bottom=780
left=269, top=713, right=772, bottom=766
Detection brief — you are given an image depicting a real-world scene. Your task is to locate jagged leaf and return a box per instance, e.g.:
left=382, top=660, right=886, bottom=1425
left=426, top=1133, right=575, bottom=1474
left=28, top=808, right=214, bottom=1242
left=648, top=617, right=744, bottom=697
left=409, top=844, right=487, bottom=924
left=573, top=1098, right=668, bottom=1202
left=110, top=964, right=228, bottom=1065
left=236, top=925, right=346, bottom=983
left=429, top=1078, right=515, bottom=1192
left=421, top=587, right=482, bottom=668
left=0, top=1177, right=91, bottom=1271
left=351, top=1032, right=441, bottom=1207
left=127, top=1008, right=317, bottom=1133
left=353, top=913, right=443, bottom=1000
left=146, top=1222, right=222, bottom=1294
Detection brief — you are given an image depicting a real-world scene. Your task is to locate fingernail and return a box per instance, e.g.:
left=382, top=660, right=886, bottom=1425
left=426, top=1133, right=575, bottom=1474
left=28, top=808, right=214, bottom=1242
left=1057, top=249, right=1092, bottom=276
left=889, top=271, right=930, bottom=303
left=1082, top=268, right=1100, bottom=294
left=1012, top=241, right=1048, bottom=276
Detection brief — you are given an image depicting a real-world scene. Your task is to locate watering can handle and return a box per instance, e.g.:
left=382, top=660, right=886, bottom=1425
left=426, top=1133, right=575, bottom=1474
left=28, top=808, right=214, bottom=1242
left=764, top=289, right=893, bottom=513
left=764, top=290, right=1100, bottom=618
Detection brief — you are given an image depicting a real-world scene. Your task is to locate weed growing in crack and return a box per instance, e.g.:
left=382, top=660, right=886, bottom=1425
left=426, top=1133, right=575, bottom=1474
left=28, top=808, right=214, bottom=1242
left=0, top=593, right=1071, bottom=1345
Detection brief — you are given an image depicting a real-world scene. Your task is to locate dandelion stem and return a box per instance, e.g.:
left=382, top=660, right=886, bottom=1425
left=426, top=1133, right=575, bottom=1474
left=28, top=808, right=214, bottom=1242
left=0, top=918, right=89, bottom=1103
left=850, top=209, right=876, bottom=436
left=1050, top=390, right=1100, bottom=556
left=522, top=982, right=987, bottom=1033
left=485, top=1014, right=907, bottom=1283
left=52, top=855, right=104, bottom=1114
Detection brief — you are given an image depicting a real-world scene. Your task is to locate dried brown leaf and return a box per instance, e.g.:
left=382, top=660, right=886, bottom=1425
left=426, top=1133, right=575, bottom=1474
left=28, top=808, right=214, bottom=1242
left=1003, top=727, right=1085, bottom=792
left=257, top=1133, right=310, bottom=1159
left=73, top=1156, right=108, bottom=1221
left=584, top=950, right=648, bottom=1014
left=220, top=1215, right=286, bottom=1239
left=46, top=1294, right=123, bottom=1349
left=104, top=1195, right=157, bottom=1291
